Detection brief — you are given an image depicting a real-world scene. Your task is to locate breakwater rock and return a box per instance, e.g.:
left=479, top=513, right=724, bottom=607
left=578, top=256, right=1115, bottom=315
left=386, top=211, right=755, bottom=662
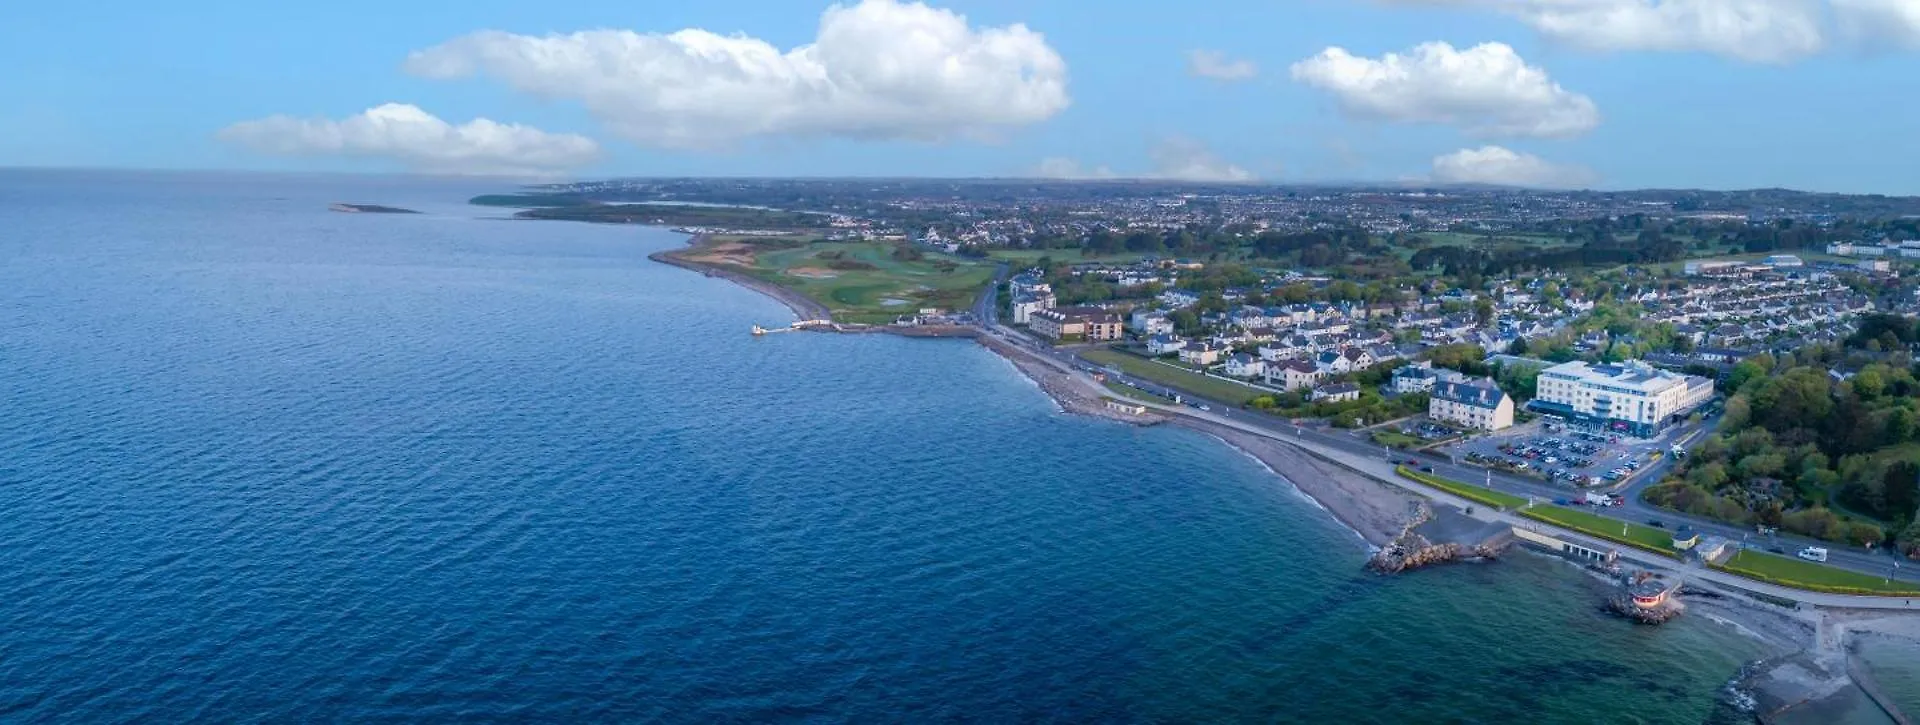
left=1368, top=502, right=1508, bottom=574
left=1606, top=595, right=1684, bottom=624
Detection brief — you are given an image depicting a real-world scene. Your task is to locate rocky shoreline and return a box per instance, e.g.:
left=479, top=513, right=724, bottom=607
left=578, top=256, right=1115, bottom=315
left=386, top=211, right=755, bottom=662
left=975, top=334, right=1167, bottom=427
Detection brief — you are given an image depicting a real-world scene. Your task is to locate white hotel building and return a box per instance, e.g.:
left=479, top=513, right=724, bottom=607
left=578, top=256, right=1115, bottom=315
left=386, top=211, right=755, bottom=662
left=1531, top=361, right=1715, bottom=437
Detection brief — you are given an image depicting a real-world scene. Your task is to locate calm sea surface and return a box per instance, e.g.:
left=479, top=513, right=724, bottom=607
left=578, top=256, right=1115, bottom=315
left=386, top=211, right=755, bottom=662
left=0, top=169, right=1879, bottom=722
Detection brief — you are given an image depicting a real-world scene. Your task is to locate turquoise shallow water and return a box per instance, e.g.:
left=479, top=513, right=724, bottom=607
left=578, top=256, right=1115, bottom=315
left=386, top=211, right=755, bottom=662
left=0, top=170, right=1794, bottom=722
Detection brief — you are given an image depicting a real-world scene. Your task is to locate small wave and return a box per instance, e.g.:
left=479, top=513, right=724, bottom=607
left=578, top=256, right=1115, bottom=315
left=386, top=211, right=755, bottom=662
left=1208, top=433, right=1372, bottom=550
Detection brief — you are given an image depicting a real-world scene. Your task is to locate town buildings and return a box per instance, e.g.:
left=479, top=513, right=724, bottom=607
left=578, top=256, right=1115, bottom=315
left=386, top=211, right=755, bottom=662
left=1429, top=378, right=1515, bottom=431
left=1031, top=307, right=1123, bottom=341
left=1532, top=360, right=1715, bottom=437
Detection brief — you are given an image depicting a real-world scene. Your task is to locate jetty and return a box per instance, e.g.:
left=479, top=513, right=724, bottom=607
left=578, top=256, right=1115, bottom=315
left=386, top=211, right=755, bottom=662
left=751, top=320, right=837, bottom=335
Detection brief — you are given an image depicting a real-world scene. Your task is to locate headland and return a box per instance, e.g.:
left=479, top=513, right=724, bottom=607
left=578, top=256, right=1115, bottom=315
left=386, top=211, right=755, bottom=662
left=328, top=202, right=419, bottom=214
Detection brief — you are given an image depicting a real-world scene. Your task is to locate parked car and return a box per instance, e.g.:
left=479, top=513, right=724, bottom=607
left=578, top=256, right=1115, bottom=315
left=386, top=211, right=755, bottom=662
left=1647, top=519, right=1666, bottom=528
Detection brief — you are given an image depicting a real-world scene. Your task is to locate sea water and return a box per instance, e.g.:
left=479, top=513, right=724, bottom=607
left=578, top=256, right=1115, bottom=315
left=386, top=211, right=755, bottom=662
left=0, top=169, right=1860, bottom=722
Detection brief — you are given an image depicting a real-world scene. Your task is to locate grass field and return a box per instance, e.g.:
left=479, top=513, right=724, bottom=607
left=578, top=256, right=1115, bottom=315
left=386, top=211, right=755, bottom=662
left=1715, top=550, right=1920, bottom=596
left=1396, top=467, right=1529, bottom=509
left=1079, top=349, right=1268, bottom=406
left=1422, top=231, right=1574, bottom=248
left=691, top=239, right=993, bottom=324
left=1102, top=380, right=1176, bottom=405
left=1372, top=431, right=1424, bottom=450
left=986, top=249, right=1153, bottom=265
left=1518, top=505, right=1679, bottom=558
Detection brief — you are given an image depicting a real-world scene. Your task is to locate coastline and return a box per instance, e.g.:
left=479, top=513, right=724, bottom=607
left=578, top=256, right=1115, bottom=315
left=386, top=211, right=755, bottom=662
left=1184, top=420, right=1415, bottom=547
left=973, top=333, right=1414, bottom=545
left=648, top=235, right=832, bottom=321
left=647, top=243, right=1425, bottom=549
left=655, top=245, right=1920, bottom=719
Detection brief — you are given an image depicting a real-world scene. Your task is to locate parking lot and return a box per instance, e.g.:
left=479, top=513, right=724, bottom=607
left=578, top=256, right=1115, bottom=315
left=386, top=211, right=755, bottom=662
left=1442, top=420, right=1668, bottom=489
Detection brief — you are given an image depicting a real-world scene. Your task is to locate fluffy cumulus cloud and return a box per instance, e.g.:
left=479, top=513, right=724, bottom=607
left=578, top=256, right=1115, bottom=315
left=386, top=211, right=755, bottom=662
left=1430, top=145, right=1597, bottom=187
left=1187, top=49, right=1259, bottom=81
left=1289, top=42, right=1599, bottom=138
left=404, top=0, right=1069, bottom=149
left=218, top=104, right=600, bottom=176
left=1832, top=0, right=1920, bottom=47
left=1374, top=0, right=1829, bottom=62
left=1032, top=138, right=1254, bottom=182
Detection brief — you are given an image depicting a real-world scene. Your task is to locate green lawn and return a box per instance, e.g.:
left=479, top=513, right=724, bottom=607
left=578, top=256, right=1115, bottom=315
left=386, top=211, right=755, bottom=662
left=1518, top=505, right=1679, bottom=558
left=1371, top=430, right=1424, bottom=449
left=1715, top=550, right=1920, bottom=596
left=719, top=241, right=993, bottom=323
left=1102, top=379, right=1176, bottom=405
left=986, top=249, right=1152, bottom=265
left=1080, top=349, right=1267, bottom=406
left=1397, top=466, right=1529, bottom=509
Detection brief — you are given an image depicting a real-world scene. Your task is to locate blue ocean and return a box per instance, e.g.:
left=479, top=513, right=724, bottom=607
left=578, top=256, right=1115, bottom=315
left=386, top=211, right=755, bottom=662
left=0, top=169, right=1884, bottom=722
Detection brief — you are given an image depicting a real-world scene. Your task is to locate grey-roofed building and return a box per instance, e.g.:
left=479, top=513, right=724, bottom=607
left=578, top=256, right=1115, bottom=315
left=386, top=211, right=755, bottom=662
left=1430, top=378, right=1514, bottom=431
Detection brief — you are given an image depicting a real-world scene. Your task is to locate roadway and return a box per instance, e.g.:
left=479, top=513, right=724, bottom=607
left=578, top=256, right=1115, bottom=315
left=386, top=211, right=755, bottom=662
left=1047, top=342, right=1918, bottom=587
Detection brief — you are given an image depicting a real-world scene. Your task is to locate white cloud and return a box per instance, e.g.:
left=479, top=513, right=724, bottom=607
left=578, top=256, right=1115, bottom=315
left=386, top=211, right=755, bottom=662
left=1289, top=42, right=1599, bottom=138
left=1188, top=49, right=1259, bottom=81
left=404, top=0, right=1069, bottom=150
left=1430, top=145, right=1597, bottom=187
left=1148, top=137, right=1257, bottom=181
left=1032, top=157, right=1117, bottom=179
left=1375, top=0, right=1828, bottom=62
left=217, top=104, right=600, bottom=176
left=1033, top=138, right=1256, bottom=182
left=1832, top=0, right=1920, bottom=47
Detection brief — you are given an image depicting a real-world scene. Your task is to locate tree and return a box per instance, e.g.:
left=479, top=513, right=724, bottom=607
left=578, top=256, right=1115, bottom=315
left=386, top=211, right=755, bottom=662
left=1887, top=461, right=1920, bottom=523
left=1473, top=297, right=1495, bottom=325
left=1508, top=337, right=1531, bottom=356
left=1849, top=522, right=1885, bottom=548
left=1688, top=462, right=1730, bottom=489
left=1728, top=360, right=1767, bottom=393
left=1902, top=518, right=1920, bottom=559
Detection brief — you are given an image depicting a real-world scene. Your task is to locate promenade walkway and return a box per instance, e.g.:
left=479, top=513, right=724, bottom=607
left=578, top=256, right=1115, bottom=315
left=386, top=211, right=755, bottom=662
left=994, top=335, right=1920, bottom=612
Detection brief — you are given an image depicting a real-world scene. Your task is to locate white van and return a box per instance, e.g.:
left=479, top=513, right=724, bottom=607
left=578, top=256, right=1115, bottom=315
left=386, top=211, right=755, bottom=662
left=1797, top=546, right=1828, bottom=563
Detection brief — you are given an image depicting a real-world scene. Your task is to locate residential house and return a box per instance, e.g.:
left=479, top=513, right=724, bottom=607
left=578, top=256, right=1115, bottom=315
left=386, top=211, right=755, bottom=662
left=1265, top=360, right=1322, bottom=391
left=1146, top=334, right=1188, bottom=356
left=1312, top=382, right=1362, bottom=403
left=1180, top=343, right=1223, bottom=366
left=1430, top=378, right=1515, bottom=431
left=1315, top=350, right=1353, bottom=375
left=1223, top=353, right=1266, bottom=379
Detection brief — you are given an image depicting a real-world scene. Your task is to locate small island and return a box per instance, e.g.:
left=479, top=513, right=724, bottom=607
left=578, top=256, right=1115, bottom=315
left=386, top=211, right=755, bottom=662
left=329, top=203, right=420, bottom=214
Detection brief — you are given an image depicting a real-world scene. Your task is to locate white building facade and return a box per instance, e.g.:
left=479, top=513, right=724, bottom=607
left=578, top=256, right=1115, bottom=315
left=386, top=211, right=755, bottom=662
left=1533, top=360, right=1715, bottom=437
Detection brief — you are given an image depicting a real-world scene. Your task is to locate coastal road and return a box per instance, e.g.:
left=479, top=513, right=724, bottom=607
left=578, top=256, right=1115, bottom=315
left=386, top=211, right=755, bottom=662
left=972, top=262, right=1009, bottom=327
left=995, top=344, right=1920, bottom=609
left=1057, top=345, right=1920, bottom=586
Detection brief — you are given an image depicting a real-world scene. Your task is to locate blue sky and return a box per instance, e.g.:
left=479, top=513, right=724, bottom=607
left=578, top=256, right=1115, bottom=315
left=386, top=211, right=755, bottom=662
left=4, top=0, right=1919, bottom=192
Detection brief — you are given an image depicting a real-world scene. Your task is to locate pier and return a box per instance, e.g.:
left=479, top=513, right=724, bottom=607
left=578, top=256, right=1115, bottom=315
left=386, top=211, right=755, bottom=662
left=751, top=320, right=837, bottom=335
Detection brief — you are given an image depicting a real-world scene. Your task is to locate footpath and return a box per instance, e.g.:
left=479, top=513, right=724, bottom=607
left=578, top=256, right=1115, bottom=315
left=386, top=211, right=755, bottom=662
left=1011, top=336, right=1920, bottom=612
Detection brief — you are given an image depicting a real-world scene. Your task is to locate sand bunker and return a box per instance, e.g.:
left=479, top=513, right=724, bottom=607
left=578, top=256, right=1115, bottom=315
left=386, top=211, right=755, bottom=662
left=786, top=267, right=841, bottom=279
left=685, top=242, right=756, bottom=267
left=879, top=298, right=912, bottom=307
